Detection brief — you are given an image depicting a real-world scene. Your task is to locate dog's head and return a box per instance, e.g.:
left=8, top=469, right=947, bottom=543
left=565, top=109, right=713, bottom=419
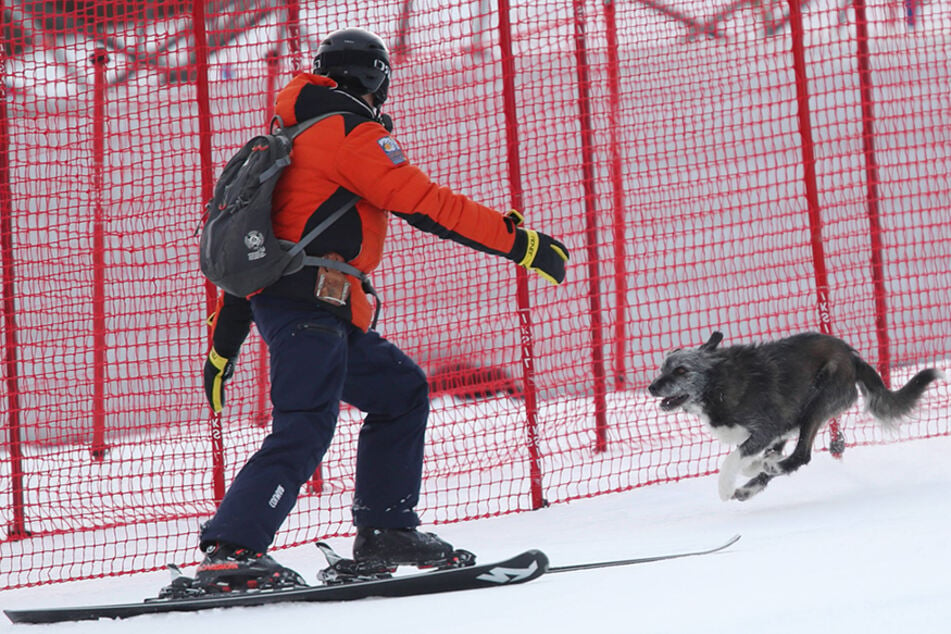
left=648, top=332, right=723, bottom=411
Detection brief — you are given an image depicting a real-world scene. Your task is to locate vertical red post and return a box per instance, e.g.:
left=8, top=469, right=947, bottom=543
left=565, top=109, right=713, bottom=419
left=603, top=0, right=629, bottom=391
left=851, top=0, right=890, bottom=386
left=788, top=0, right=844, bottom=456
left=90, top=49, right=109, bottom=461
left=0, top=26, right=29, bottom=540
left=392, top=0, right=414, bottom=61
left=286, top=0, right=302, bottom=74
left=573, top=0, right=609, bottom=452
left=191, top=0, right=227, bottom=501
left=497, top=0, right=545, bottom=509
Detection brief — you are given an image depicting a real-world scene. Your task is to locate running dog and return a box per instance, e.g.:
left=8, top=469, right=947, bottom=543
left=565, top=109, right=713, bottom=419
left=648, top=331, right=942, bottom=501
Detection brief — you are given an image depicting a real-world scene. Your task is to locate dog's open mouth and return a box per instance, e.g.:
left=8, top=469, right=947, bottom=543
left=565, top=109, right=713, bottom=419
left=659, top=394, right=689, bottom=411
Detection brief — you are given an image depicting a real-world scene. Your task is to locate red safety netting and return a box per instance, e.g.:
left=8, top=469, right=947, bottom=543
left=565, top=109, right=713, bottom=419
left=0, top=0, right=948, bottom=588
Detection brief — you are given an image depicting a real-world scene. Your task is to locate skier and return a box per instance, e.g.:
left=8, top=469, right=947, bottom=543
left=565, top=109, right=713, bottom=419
left=198, top=27, right=569, bottom=591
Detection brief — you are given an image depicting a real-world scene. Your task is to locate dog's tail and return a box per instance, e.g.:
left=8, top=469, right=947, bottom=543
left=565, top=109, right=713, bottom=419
left=853, top=355, right=943, bottom=425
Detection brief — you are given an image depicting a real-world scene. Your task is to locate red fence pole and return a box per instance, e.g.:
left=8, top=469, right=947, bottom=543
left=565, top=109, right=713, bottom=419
left=603, top=0, right=629, bottom=391
left=788, top=0, right=844, bottom=456
left=90, top=49, right=109, bottom=461
left=287, top=0, right=301, bottom=74
left=851, top=0, right=890, bottom=386
left=191, top=0, right=227, bottom=502
left=497, top=0, right=545, bottom=509
left=572, top=0, right=609, bottom=452
left=0, top=27, right=29, bottom=540
left=393, top=0, right=414, bottom=61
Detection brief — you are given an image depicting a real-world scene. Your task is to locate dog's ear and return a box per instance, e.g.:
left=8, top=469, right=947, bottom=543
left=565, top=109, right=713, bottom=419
left=699, top=331, right=723, bottom=351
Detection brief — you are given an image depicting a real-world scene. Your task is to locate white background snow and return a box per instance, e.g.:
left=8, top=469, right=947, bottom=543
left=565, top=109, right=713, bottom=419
left=2, top=433, right=949, bottom=633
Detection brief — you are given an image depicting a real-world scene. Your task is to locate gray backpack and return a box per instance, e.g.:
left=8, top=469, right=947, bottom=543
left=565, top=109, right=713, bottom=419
left=199, top=112, right=360, bottom=298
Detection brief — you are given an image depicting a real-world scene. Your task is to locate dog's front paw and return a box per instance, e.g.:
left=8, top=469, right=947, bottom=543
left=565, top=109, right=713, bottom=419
left=732, top=487, right=754, bottom=501
left=732, top=473, right=771, bottom=501
left=733, top=483, right=765, bottom=501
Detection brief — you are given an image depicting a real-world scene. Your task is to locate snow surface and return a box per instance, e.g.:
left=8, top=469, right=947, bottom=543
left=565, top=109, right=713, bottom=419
left=2, top=434, right=949, bottom=633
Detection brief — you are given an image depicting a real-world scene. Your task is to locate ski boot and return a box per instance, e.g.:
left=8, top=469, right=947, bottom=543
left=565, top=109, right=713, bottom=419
left=352, top=527, right=462, bottom=567
left=186, top=542, right=307, bottom=594
left=316, top=528, right=475, bottom=585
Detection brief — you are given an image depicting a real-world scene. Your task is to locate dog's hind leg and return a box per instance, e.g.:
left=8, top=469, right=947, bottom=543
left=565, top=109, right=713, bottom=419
left=766, top=379, right=858, bottom=477
left=735, top=410, right=830, bottom=500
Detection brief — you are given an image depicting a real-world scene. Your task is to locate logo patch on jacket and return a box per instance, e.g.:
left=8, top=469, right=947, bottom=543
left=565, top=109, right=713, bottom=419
left=377, top=136, right=406, bottom=165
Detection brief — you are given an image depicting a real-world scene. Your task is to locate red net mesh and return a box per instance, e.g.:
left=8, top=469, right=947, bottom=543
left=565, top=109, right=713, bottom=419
left=0, top=0, right=948, bottom=588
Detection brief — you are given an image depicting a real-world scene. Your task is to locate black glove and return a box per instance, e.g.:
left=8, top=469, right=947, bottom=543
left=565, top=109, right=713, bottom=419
left=505, top=211, right=569, bottom=285
left=204, top=348, right=235, bottom=414
left=203, top=293, right=253, bottom=413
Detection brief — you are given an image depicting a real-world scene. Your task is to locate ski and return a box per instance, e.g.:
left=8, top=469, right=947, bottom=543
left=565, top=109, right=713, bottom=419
left=549, top=533, right=741, bottom=574
left=3, top=534, right=740, bottom=624
left=3, top=549, right=547, bottom=624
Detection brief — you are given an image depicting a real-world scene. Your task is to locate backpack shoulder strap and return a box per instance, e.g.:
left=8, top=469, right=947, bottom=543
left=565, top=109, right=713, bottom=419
left=285, top=195, right=360, bottom=258
left=275, top=110, right=365, bottom=258
left=278, top=110, right=353, bottom=139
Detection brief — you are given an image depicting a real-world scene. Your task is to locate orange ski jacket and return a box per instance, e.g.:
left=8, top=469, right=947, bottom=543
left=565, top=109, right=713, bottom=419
left=265, top=73, right=519, bottom=330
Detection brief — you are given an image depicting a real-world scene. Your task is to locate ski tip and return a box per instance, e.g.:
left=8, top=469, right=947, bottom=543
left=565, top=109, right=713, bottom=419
left=724, top=534, right=741, bottom=548
left=530, top=549, right=551, bottom=574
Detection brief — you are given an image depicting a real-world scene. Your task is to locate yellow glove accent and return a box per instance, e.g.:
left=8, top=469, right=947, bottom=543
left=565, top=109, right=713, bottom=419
left=208, top=348, right=230, bottom=371
left=206, top=348, right=232, bottom=414
left=518, top=229, right=540, bottom=267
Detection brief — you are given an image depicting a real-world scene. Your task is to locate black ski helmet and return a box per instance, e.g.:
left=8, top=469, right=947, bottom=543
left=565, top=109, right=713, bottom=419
left=313, top=28, right=391, bottom=106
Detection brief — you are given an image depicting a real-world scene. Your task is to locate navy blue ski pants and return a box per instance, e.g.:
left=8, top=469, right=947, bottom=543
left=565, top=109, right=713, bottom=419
left=200, top=294, right=428, bottom=553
